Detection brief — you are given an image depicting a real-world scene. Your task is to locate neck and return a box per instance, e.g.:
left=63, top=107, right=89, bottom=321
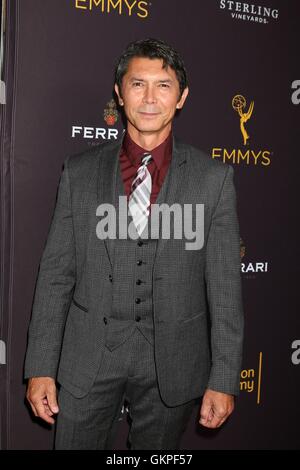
left=126, top=124, right=172, bottom=151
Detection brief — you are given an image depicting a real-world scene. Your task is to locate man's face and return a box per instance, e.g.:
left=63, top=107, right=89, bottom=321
left=114, top=57, right=189, bottom=136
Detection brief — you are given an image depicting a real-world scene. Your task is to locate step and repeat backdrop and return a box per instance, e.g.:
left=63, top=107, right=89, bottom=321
left=0, top=0, right=299, bottom=449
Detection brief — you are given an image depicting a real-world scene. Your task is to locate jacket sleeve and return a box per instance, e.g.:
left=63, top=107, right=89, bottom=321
left=24, top=156, right=76, bottom=379
left=205, top=164, right=244, bottom=395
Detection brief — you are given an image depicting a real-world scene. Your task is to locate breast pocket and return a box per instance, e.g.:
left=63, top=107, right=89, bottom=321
left=72, top=297, right=88, bottom=313
left=181, top=311, right=206, bottom=323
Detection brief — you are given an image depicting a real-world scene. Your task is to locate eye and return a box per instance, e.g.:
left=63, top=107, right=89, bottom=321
left=159, top=83, right=170, bottom=88
left=132, top=82, right=144, bottom=87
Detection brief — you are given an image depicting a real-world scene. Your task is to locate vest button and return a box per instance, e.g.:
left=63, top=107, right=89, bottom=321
left=137, top=260, right=143, bottom=266
left=109, top=274, right=113, bottom=282
left=135, top=298, right=141, bottom=304
left=137, top=240, right=143, bottom=246
left=103, top=317, right=108, bottom=324
left=135, top=315, right=141, bottom=322
left=136, top=279, right=142, bottom=285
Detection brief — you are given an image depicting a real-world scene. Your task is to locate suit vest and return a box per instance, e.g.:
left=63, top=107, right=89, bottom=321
left=104, top=154, right=171, bottom=351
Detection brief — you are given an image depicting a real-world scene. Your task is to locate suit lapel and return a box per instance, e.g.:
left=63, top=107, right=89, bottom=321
left=97, top=136, right=124, bottom=268
left=154, top=136, right=189, bottom=262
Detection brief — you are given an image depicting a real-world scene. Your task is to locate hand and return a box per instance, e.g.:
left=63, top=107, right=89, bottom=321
left=26, top=377, right=59, bottom=424
left=199, top=389, right=234, bottom=429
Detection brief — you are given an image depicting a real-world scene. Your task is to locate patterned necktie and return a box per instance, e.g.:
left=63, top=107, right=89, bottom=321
left=128, top=152, right=153, bottom=237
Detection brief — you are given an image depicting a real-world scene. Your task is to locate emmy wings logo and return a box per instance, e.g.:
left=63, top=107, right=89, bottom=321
left=212, top=93, right=273, bottom=166
left=74, top=0, right=150, bottom=19
left=232, top=95, right=254, bottom=146
left=239, top=238, right=269, bottom=277
left=71, top=98, right=122, bottom=142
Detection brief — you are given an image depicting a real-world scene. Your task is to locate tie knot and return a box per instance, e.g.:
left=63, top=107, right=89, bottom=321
left=141, top=153, right=152, bottom=167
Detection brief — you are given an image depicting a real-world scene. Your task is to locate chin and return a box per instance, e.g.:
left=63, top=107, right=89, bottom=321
left=133, top=115, right=163, bottom=126
left=132, top=122, right=158, bottom=132
left=139, top=128, right=163, bottom=134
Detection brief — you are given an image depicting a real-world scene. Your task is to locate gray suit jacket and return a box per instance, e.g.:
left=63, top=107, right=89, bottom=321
left=24, top=136, right=244, bottom=406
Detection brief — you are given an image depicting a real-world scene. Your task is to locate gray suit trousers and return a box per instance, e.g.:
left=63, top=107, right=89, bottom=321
left=54, top=327, right=196, bottom=450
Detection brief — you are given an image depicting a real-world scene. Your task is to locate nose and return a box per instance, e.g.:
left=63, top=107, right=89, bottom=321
left=142, top=85, right=157, bottom=104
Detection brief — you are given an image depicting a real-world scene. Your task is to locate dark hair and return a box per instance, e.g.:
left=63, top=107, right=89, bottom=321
left=114, top=38, right=188, bottom=98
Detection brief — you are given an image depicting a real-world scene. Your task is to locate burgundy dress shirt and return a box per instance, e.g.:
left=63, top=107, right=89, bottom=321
left=119, top=131, right=172, bottom=207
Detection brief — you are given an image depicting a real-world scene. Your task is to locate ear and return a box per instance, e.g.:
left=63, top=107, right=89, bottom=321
left=176, top=87, right=189, bottom=110
left=114, top=84, right=124, bottom=106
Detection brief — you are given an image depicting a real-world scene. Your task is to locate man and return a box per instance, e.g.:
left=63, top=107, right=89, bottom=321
left=24, top=38, right=244, bottom=450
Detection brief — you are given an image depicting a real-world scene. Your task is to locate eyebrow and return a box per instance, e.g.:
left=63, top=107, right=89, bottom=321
left=129, top=77, right=174, bottom=84
left=157, top=79, right=173, bottom=84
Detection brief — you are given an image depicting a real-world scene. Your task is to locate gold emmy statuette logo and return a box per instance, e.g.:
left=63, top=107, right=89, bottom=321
left=104, top=99, right=119, bottom=126
left=232, top=95, right=254, bottom=146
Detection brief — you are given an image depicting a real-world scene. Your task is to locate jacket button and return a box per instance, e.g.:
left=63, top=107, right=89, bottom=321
left=109, top=274, right=113, bottom=282
left=103, top=317, right=108, bottom=324
left=135, top=298, right=141, bottom=304
left=136, top=279, right=142, bottom=285
left=135, top=315, right=141, bottom=322
left=137, top=260, right=142, bottom=266
left=137, top=240, right=143, bottom=246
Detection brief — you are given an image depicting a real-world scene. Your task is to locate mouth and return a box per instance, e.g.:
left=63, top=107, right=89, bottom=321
left=138, top=111, right=160, bottom=117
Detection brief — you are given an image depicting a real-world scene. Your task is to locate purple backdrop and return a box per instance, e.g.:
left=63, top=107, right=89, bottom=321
left=0, top=0, right=299, bottom=449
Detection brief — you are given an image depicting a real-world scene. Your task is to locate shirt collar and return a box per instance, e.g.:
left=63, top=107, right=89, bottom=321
left=122, top=130, right=172, bottom=170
